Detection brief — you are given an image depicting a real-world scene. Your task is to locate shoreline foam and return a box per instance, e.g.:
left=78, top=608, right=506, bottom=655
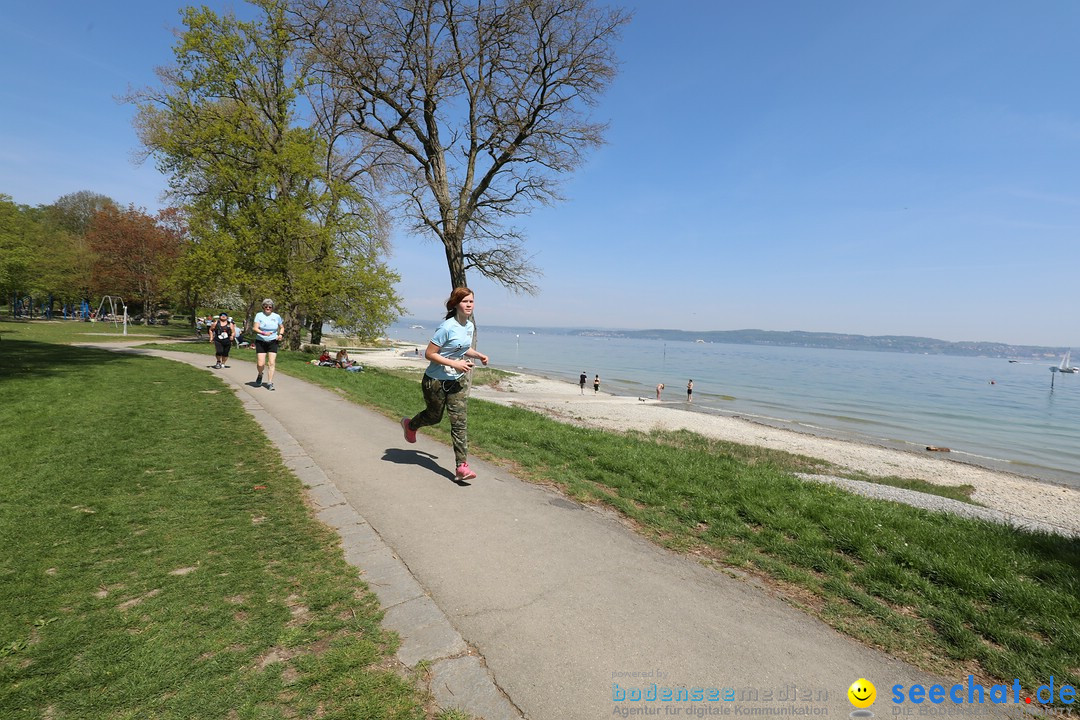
left=362, top=344, right=1080, bottom=536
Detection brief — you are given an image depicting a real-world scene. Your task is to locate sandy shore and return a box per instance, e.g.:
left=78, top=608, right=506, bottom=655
left=360, top=346, right=1080, bottom=536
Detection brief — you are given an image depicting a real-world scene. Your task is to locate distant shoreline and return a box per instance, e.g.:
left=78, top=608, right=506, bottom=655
left=391, top=322, right=1072, bottom=361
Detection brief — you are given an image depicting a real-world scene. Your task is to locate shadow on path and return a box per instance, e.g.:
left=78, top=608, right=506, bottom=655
left=381, top=448, right=467, bottom=485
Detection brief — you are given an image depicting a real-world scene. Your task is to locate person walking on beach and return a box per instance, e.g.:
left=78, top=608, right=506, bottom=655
left=579, top=371, right=587, bottom=395
left=656, top=383, right=664, bottom=400
left=253, top=298, right=284, bottom=390
left=593, top=374, right=600, bottom=394
left=687, top=379, right=693, bottom=403
left=400, top=287, right=489, bottom=482
left=209, top=312, right=234, bottom=369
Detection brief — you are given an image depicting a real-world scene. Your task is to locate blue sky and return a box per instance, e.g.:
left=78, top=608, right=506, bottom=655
left=2, top=1, right=1078, bottom=346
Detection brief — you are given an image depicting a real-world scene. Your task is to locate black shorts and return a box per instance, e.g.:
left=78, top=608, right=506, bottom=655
left=255, top=338, right=279, bottom=354
left=214, top=340, right=232, bottom=357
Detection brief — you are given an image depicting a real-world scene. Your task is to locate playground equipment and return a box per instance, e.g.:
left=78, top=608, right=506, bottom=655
left=95, top=295, right=128, bottom=335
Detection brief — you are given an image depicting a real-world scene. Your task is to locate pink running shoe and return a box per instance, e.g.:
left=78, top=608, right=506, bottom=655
left=455, top=463, right=477, bottom=481
left=401, top=417, right=416, bottom=443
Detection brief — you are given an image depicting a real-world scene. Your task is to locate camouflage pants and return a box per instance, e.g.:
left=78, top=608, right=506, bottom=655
left=410, top=374, right=470, bottom=465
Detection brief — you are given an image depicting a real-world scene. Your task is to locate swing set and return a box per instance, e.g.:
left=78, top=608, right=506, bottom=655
left=94, top=295, right=129, bottom=335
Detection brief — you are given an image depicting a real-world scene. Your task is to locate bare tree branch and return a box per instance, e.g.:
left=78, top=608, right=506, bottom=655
left=292, top=0, right=629, bottom=291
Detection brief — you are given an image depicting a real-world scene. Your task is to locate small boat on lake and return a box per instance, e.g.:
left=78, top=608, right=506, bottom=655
left=409, top=324, right=424, bottom=330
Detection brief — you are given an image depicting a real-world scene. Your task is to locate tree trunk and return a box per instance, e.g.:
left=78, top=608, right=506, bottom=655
left=309, top=314, right=323, bottom=345
left=444, top=235, right=467, bottom=290
left=243, top=297, right=258, bottom=337
left=189, top=291, right=200, bottom=328
left=284, top=305, right=303, bottom=350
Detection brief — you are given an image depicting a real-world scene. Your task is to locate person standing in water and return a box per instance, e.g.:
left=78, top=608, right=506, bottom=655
left=579, top=371, right=587, bottom=395
left=400, top=287, right=489, bottom=482
left=687, top=379, right=694, bottom=403
left=593, top=374, right=600, bottom=394
left=656, top=383, right=664, bottom=400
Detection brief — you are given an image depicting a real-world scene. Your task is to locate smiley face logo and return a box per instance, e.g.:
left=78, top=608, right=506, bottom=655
left=848, top=678, right=876, bottom=708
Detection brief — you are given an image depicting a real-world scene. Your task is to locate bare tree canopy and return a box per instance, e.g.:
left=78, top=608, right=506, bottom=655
left=293, top=0, right=630, bottom=292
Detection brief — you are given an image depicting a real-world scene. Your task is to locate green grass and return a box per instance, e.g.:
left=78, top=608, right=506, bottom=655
left=642, top=426, right=980, bottom=504
left=15, top=319, right=1080, bottom=705
left=0, top=338, right=432, bottom=719
left=0, top=316, right=195, bottom=343
left=143, top=341, right=1080, bottom=701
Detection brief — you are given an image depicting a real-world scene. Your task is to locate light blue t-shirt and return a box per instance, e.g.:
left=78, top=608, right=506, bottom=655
left=253, top=311, right=284, bottom=341
left=425, top=317, right=474, bottom=381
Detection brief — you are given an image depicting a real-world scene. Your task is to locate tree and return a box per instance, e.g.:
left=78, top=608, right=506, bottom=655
left=0, top=195, right=36, bottom=311
left=0, top=192, right=118, bottom=317
left=131, top=0, right=403, bottom=348
left=293, top=0, right=630, bottom=292
left=49, top=191, right=117, bottom=236
left=31, top=220, right=94, bottom=312
left=36, top=192, right=113, bottom=309
left=152, top=206, right=203, bottom=325
left=86, top=205, right=183, bottom=321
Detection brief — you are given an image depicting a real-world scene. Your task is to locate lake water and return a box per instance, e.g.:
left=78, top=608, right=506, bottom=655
left=389, top=323, right=1080, bottom=489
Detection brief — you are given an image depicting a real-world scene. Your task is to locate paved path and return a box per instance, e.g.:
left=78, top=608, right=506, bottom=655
left=99, top=346, right=1025, bottom=720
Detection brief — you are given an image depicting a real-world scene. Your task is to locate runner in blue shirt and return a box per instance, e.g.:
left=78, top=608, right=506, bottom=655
left=252, top=298, right=285, bottom=390
left=400, top=287, right=489, bottom=482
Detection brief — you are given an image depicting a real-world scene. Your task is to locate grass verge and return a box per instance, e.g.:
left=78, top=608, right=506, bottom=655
left=141, top=341, right=1080, bottom=702
left=0, top=316, right=195, bottom=343
left=0, top=338, right=441, bottom=719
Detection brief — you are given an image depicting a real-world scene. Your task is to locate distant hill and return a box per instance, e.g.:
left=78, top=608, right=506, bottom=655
left=484, top=325, right=1065, bottom=360
left=616, top=329, right=1066, bottom=359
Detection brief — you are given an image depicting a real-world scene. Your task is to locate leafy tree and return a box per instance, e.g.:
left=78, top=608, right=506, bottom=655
left=294, top=0, right=630, bottom=293
left=86, top=205, right=183, bottom=321
left=0, top=195, right=36, bottom=311
left=1, top=193, right=110, bottom=316
left=30, top=223, right=93, bottom=312
left=131, top=0, right=402, bottom=348
left=49, top=191, right=117, bottom=236
left=35, top=195, right=111, bottom=309
left=152, top=206, right=203, bottom=325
